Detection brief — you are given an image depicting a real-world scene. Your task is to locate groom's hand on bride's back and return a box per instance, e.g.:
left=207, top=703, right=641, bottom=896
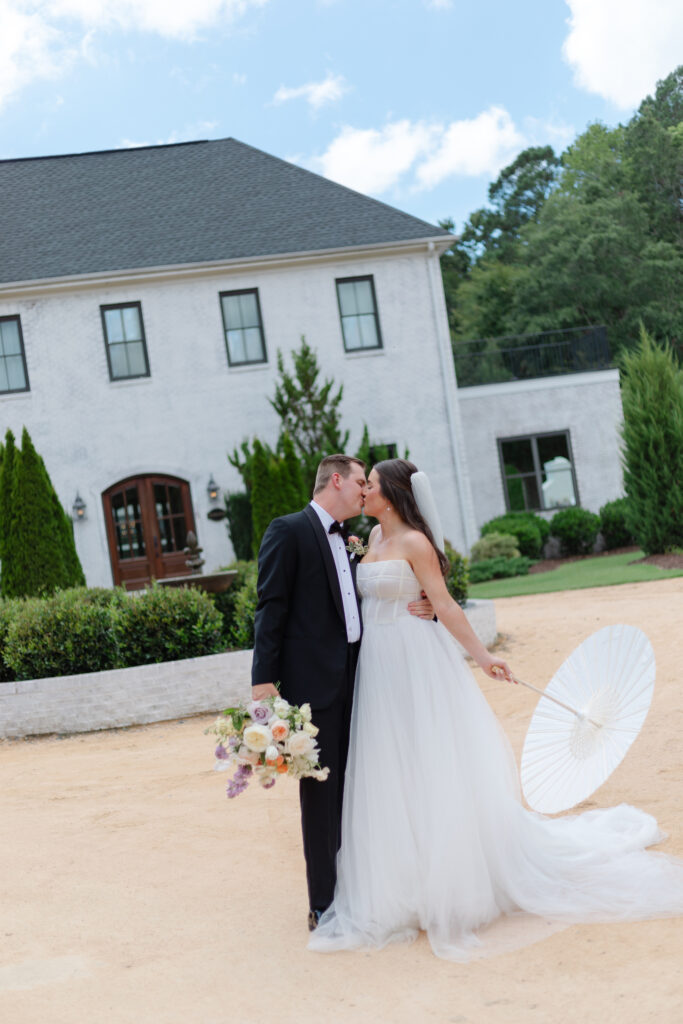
left=252, top=683, right=280, bottom=700
left=407, top=592, right=436, bottom=620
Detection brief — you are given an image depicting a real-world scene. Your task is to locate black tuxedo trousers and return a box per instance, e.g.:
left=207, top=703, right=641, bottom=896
left=252, top=506, right=361, bottom=910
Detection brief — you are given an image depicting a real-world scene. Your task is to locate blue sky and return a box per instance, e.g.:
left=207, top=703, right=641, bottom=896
left=1, top=1, right=680, bottom=231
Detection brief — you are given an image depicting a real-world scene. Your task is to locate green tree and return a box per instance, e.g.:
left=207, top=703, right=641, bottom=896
left=2, top=428, right=85, bottom=597
left=620, top=327, right=683, bottom=553
left=269, top=337, right=350, bottom=494
left=0, top=430, right=17, bottom=567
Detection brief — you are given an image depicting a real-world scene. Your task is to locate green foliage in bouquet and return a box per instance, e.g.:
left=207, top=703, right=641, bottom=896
left=599, top=498, right=635, bottom=550
left=620, top=328, right=683, bottom=554
left=469, top=531, right=521, bottom=563
left=549, top=507, right=601, bottom=556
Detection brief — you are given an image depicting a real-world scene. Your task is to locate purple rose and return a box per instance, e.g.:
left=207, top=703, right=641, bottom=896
left=247, top=701, right=272, bottom=724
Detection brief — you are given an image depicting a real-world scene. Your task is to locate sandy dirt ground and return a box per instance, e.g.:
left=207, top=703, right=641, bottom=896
left=2, top=578, right=682, bottom=1024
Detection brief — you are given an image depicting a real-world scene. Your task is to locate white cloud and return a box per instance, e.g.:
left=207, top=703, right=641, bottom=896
left=272, top=72, right=349, bottom=111
left=415, top=106, right=524, bottom=187
left=121, top=120, right=219, bottom=149
left=311, top=120, right=441, bottom=194
left=563, top=0, right=683, bottom=109
left=0, top=0, right=267, bottom=109
left=309, top=106, right=527, bottom=195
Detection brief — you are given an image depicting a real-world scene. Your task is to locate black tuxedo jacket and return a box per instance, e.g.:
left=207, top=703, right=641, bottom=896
left=251, top=505, right=360, bottom=711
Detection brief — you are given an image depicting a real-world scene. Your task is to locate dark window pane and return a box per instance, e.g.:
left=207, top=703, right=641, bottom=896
left=506, top=476, right=527, bottom=511
left=168, top=486, right=183, bottom=514
left=172, top=517, right=187, bottom=551
left=158, top=516, right=174, bottom=552
left=154, top=484, right=169, bottom=519
left=537, top=433, right=570, bottom=464
left=521, top=475, right=541, bottom=510
left=501, top=439, right=534, bottom=474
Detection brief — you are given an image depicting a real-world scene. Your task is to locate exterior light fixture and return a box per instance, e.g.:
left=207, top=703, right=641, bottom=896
left=207, top=474, right=219, bottom=503
left=73, top=493, right=86, bottom=520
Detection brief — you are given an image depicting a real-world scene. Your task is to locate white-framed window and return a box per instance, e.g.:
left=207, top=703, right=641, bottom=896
left=336, top=276, right=382, bottom=352
left=219, top=289, right=267, bottom=366
left=0, top=316, right=30, bottom=393
left=101, top=302, right=151, bottom=381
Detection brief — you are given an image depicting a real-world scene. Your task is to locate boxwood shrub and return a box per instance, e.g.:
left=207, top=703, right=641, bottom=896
left=550, top=507, right=601, bottom=556
left=444, top=542, right=469, bottom=607
left=468, top=556, right=532, bottom=583
left=115, top=584, right=224, bottom=667
left=470, top=532, right=520, bottom=563
left=480, top=513, right=547, bottom=559
left=227, top=562, right=259, bottom=650
left=599, top=498, right=634, bottom=550
left=4, top=588, right=120, bottom=681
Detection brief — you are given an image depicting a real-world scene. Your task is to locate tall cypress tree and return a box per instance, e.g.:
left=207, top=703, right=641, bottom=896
left=621, top=327, right=683, bottom=554
left=2, top=428, right=85, bottom=597
left=0, top=431, right=17, bottom=594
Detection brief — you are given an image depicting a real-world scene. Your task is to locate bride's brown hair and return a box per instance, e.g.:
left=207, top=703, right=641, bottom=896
left=373, top=458, right=449, bottom=577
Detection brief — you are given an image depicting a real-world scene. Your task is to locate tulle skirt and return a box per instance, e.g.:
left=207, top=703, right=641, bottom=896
left=309, top=615, right=683, bottom=961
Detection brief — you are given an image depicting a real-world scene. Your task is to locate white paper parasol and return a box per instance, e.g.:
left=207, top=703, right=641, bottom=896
left=519, top=624, right=656, bottom=814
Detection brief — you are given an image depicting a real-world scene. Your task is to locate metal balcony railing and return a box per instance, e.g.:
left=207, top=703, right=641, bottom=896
left=453, top=325, right=612, bottom=387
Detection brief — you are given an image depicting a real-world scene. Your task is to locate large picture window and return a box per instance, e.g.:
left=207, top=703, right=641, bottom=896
left=219, top=289, right=267, bottom=366
left=336, top=276, right=382, bottom=352
left=498, top=431, right=578, bottom=512
left=0, top=315, right=30, bottom=394
left=101, top=302, right=150, bottom=381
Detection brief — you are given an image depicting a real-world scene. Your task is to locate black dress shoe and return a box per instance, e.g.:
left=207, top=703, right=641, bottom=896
left=308, top=908, right=325, bottom=932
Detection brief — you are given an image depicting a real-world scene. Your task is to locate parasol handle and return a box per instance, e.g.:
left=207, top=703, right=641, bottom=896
left=511, top=675, right=602, bottom=729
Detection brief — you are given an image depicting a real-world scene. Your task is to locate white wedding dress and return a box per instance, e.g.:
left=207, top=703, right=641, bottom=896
left=308, top=559, right=683, bottom=961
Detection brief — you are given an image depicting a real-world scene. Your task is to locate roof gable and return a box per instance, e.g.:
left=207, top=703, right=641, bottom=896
left=0, top=138, right=451, bottom=284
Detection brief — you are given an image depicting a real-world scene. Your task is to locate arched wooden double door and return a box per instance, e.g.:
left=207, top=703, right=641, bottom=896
left=103, top=475, right=196, bottom=590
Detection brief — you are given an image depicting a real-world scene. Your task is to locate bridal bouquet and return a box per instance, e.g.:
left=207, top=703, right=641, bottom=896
left=208, top=695, right=329, bottom=797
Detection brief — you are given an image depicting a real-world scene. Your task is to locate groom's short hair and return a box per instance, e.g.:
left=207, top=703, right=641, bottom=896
left=313, top=454, right=366, bottom=494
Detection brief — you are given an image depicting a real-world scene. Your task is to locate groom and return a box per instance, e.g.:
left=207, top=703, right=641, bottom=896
left=251, top=453, right=430, bottom=930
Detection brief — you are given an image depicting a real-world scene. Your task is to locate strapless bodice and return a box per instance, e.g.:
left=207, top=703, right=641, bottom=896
left=357, top=559, right=422, bottom=625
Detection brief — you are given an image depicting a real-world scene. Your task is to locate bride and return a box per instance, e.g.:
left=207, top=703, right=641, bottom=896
left=309, top=458, right=683, bottom=961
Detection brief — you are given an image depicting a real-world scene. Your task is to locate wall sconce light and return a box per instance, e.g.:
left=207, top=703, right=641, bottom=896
left=72, top=493, right=86, bottom=521
left=207, top=474, right=220, bottom=504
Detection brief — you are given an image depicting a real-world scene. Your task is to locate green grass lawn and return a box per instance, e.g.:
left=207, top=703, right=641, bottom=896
left=468, top=550, right=683, bottom=599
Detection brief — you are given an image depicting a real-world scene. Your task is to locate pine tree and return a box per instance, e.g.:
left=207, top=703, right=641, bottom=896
left=278, top=430, right=308, bottom=509
left=250, top=439, right=276, bottom=557
left=621, top=327, right=683, bottom=554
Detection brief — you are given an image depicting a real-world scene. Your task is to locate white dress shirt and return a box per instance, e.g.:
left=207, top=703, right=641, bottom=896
left=310, top=500, right=361, bottom=643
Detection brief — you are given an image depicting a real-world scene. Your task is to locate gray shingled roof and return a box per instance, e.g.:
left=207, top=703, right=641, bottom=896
left=0, top=137, right=451, bottom=284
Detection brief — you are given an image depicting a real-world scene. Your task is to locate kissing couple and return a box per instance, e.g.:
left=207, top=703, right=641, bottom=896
left=251, top=454, right=683, bottom=960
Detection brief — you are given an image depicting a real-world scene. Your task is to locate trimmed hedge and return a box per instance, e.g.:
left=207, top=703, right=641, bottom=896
left=470, top=532, right=520, bottom=563
left=469, top=556, right=532, bottom=583
left=480, top=513, right=548, bottom=559
left=0, top=584, right=225, bottom=682
left=5, top=589, right=119, bottom=681
left=116, top=585, right=224, bottom=667
left=599, top=498, right=634, bottom=550
left=550, top=507, right=601, bottom=556
left=228, top=562, right=259, bottom=650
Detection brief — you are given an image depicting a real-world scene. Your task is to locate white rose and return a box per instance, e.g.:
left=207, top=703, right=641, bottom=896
left=287, top=732, right=315, bottom=757
left=302, top=722, right=319, bottom=737
left=273, top=698, right=290, bottom=717
left=243, top=724, right=272, bottom=752
left=299, top=703, right=312, bottom=723
left=265, top=745, right=279, bottom=763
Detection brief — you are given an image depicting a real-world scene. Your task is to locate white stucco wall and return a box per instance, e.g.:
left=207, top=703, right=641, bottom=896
left=0, top=245, right=474, bottom=584
left=456, top=370, right=624, bottom=531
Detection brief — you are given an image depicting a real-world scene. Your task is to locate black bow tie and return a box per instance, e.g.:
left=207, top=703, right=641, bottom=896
left=328, top=520, right=349, bottom=540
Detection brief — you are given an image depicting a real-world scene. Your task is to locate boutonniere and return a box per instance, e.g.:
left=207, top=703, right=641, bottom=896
left=345, top=535, right=368, bottom=560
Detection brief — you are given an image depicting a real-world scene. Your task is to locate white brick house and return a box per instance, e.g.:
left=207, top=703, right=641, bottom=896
left=0, top=139, right=623, bottom=588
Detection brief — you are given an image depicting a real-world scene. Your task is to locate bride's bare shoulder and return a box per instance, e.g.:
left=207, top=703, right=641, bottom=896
left=402, top=530, right=434, bottom=558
